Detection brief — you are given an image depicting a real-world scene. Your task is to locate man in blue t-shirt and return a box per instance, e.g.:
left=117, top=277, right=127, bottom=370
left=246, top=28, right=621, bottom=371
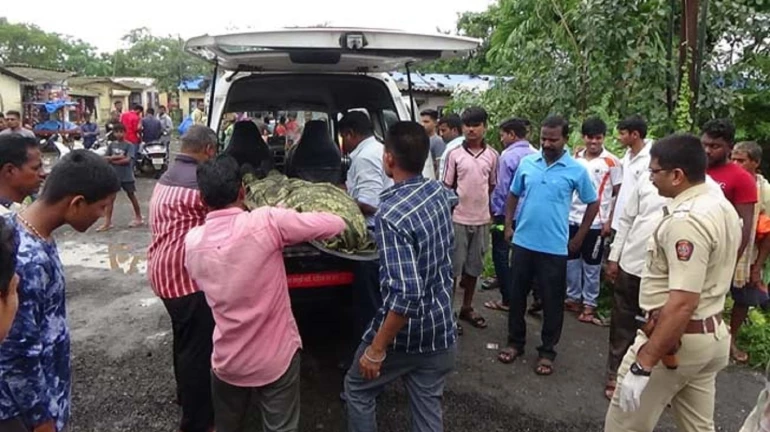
left=497, top=115, right=599, bottom=376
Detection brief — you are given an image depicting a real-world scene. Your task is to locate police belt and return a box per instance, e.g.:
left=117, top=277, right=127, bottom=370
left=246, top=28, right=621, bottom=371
left=642, top=311, right=723, bottom=334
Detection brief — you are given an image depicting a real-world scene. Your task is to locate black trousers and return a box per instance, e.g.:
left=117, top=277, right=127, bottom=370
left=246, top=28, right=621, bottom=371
left=508, top=245, right=567, bottom=361
left=162, top=292, right=216, bottom=432
left=606, top=268, right=642, bottom=380
left=352, top=259, right=383, bottom=340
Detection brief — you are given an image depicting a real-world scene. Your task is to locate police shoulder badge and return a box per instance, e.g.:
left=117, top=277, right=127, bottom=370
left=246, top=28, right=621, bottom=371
left=675, top=240, right=694, bottom=261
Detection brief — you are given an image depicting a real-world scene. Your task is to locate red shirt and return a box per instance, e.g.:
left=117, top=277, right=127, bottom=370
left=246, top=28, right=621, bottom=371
left=707, top=162, right=757, bottom=205
left=120, top=111, right=141, bottom=144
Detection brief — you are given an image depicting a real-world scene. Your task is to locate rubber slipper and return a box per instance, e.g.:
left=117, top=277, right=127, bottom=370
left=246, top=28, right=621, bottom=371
left=484, top=300, right=510, bottom=312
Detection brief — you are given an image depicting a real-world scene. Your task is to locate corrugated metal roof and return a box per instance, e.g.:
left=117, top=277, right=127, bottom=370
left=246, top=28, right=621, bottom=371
left=388, top=72, right=512, bottom=94
left=3, top=64, right=73, bottom=84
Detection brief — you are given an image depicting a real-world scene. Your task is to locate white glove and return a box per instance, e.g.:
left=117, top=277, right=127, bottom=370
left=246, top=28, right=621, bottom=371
left=619, top=368, right=650, bottom=412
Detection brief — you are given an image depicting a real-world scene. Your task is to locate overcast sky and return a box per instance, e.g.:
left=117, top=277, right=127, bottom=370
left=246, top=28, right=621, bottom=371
left=3, top=0, right=494, bottom=52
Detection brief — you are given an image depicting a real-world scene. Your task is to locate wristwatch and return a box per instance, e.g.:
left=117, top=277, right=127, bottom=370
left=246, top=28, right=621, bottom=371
left=630, top=361, right=652, bottom=377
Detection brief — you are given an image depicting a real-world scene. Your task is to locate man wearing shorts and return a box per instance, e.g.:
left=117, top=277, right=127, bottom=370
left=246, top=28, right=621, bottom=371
left=97, top=123, right=144, bottom=231
left=443, top=106, right=499, bottom=333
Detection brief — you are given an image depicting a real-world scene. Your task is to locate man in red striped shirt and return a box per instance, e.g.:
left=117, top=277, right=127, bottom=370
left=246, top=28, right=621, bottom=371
left=148, top=125, right=218, bottom=432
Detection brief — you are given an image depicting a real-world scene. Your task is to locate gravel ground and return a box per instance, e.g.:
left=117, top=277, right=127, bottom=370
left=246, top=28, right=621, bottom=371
left=53, top=175, right=763, bottom=432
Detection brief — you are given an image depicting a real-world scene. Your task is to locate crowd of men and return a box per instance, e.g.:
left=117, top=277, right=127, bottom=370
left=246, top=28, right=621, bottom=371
left=0, top=101, right=767, bottom=432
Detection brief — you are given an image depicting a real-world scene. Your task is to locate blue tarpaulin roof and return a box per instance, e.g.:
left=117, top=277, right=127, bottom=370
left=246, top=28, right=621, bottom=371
left=179, top=77, right=207, bottom=91
left=33, top=99, right=77, bottom=114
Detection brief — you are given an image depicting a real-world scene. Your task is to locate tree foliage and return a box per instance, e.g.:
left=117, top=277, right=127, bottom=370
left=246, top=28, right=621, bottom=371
left=0, top=19, right=211, bottom=93
left=431, top=0, right=770, bottom=148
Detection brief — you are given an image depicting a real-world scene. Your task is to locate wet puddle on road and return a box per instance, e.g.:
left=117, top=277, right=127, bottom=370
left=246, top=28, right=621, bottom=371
left=58, top=241, right=147, bottom=275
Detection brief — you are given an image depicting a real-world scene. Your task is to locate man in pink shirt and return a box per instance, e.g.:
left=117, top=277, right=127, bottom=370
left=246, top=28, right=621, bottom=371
left=442, top=107, right=499, bottom=333
left=184, top=155, right=345, bottom=432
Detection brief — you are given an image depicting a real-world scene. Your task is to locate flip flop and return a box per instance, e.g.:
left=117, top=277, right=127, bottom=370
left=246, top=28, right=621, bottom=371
left=578, top=308, right=605, bottom=326
left=604, top=380, right=617, bottom=400
left=459, top=307, right=488, bottom=329
left=535, top=358, right=554, bottom=376
left=95, top=225, right=113, bottom=232
left=128, top=220, right=145, bottom=228
left=498, top=346, right=522, bottom=364
left=731, top=345, right=749, bottom=364
left=484, top=300, right=510, bottom=312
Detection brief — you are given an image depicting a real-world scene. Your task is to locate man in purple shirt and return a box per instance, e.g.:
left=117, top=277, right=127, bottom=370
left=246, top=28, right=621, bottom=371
left=485, top=118, right=535, bottom=312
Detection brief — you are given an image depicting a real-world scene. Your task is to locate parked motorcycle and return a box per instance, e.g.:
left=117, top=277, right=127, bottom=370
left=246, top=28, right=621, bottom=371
left=89, top=131, right=113, bottom=157
left=134, top=140, right=169, bottom=178
left=39, top=133, right=81, bottom=174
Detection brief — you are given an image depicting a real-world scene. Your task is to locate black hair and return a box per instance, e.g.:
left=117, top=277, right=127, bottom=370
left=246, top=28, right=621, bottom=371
left=132, top=104, right=143, bottom=112
left=420, top=109, right=439, bottom=122
left=0, top=113, right=5, bottom=118
left=734, top=141, right=763, bottom=163
left=438, top=113, right=462, bottom=132
left=617, top=115, right=648, bottom=139
left=147, top=107, right=155, bottom=115
left=581, top=117, right=607, bottom=137
left=542, top=115, right=570, bottom=138
left=112, top=123, right=126, bottom=132
left=461, top=106, right=488, bottom=126
left=0, top=218, right=16, bottom=297
left=197, top=155, right=242, bottom=210
left=650, top=133, right=707, bottom=183
left=499, top=117, right=528, bottom=138
left=701, top=118, right=735, bottom=146
left=338, top=111, right=374, bottom=137
left=5, top=110, right=20, bottom=119
left=384, top=121, right=430, bottom=174
left=0, top=134, right=38, bottom=168
left=39, top=150, right=121, bottom=204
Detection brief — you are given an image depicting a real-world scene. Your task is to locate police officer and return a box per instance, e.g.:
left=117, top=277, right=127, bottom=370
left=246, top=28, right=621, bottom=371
left=605, top=133, right=741, bottom=432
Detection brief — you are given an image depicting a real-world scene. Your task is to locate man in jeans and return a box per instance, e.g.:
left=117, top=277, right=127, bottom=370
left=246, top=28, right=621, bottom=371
left=148, top=125, right=218, bottom=432
left=498, top=116, right=598, bottom=375
left=443, top=107, right=499, bottom=333
left=485, top=117, right=534, bottom=312
left=565, top=118, right=621, bottom=323
left=345, top=122, right=457, bottom=432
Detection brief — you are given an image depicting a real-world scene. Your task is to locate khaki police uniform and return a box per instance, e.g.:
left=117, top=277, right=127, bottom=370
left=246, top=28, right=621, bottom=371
left=605, top=183, right=741, bottom=432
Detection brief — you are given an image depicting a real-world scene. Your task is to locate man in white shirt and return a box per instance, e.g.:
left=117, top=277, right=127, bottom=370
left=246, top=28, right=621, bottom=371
left=340, top=111, right=392, bottom=351
left=437, top=114, right=464, bottom=180
left=604, top=165, right=723, bottom=400
left=566, top=118, right=622, bottom=323
left=610, top=116, right=651, bottom=232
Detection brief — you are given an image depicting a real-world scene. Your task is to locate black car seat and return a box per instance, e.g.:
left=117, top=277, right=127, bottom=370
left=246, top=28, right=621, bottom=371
left=286, top=120, right=342, bottom=184
left=225, top=121, right=274, bottom=176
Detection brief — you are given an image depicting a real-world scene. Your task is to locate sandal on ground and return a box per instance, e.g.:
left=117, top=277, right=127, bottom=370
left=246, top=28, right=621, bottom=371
left=604, top=379, right=617, bottom=400
left=128, top=219, right=145, bottom=228
left=564, top=299, right=582, bottom=313
left=459, top=307, right=488, bottom=329
left=535, top=358, right=554, bottom=376
left=498, top=346, right=523, bottom=364
left=578, top=307, right=604, bottom=326
left=484, top=300, right=510, bottom=312
left=95, top=225, right=113, bottom=232
left=731, top=344, right=749, bottom=363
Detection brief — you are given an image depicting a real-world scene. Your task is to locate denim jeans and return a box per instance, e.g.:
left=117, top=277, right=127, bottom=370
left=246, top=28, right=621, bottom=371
left=490, top=215, right=511, bottom=305
left=344, top=343, right=456, bottom=432
left=566, top=226, right=604, bottom=307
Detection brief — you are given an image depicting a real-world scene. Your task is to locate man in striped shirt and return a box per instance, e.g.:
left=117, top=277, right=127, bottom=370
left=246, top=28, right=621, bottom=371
left=345, top=122, right=457, bottom=432
left=147, top=125, right=218, bottom=432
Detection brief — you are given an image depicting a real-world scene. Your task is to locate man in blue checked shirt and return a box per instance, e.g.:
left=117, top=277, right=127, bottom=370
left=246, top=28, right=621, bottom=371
left=344, top=121, right=457, bottom=432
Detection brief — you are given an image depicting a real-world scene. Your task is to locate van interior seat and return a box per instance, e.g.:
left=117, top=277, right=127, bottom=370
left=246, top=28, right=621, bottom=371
left=286, top=120, right=341, bottom=184
left=225, top=120, right=275, bottom=175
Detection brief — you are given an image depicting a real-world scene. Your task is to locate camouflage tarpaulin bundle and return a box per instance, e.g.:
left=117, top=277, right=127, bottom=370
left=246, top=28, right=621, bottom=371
left=243, top=171, right=376, bottom=255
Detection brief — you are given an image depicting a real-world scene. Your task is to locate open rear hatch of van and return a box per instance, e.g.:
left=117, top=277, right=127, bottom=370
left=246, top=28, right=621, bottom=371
left=185, top=27, right=480, bottom=72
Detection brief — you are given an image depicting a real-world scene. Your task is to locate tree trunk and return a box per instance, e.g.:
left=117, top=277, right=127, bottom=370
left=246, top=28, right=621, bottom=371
left=679, top=0, right=699, bottom=103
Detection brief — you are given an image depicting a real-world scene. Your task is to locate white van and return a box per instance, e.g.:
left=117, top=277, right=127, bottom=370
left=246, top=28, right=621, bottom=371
left=185, top=28, right=479, bottom=294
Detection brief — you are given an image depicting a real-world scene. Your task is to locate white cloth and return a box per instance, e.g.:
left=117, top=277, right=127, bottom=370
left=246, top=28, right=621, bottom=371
left=568, top=149, right=622, bottom=228
left=609, top=174, right=723, bottom=276
left=610, top=140, right=652, bottom=231
left=618, top=371, right=650, bottom=413
left=0, top=202, right=23, bottom=216
left=346, top=136, right=393, bottom=226
left=437, top=136, right=464, bottom=181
